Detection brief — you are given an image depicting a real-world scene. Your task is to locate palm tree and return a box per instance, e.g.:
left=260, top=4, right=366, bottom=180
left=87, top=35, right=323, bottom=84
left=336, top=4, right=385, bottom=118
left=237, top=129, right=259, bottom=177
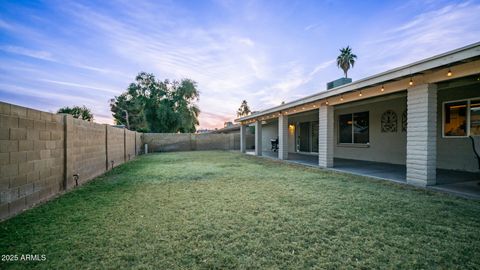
left=337, top=46, right=357, bottom=78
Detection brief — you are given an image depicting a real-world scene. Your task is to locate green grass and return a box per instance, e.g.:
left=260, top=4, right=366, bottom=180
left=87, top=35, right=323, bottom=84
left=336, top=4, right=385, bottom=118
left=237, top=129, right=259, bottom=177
left=1, top=151, right=480, bottom=269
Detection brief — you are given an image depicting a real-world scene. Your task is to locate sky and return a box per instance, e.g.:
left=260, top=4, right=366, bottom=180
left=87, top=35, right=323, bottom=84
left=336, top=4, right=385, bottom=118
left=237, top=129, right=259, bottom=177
left=0, top=0, right=479, bottom=129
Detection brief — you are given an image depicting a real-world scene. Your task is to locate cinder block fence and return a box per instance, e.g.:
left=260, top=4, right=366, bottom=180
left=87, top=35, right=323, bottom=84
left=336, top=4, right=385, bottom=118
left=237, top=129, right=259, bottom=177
left=0, top=102, right=142, bottom=220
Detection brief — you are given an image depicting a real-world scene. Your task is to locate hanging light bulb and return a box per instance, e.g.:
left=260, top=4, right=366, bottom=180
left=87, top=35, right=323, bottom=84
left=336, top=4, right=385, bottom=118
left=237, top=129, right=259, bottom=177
left=409, top=78, right=414, bottom=86
left=358, top=91, right=362, bottom=97
left=340, top=95, right=344, bottom=101
left=381, top=85, right=385, bottom=92
left=326, top=99, right=329, bottom=105
left=447, top=68, right=452, bottom=77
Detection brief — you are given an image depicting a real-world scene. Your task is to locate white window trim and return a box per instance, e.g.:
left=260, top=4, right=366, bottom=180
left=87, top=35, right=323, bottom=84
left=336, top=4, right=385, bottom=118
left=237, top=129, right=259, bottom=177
left=337, top=111, right=370, bottom=145
left=442, top=98, right=480, bottom=138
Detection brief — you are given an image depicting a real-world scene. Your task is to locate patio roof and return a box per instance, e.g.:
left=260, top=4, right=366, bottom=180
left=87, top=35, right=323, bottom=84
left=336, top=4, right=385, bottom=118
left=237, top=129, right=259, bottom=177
left=236, top=42, right=480, bottom=123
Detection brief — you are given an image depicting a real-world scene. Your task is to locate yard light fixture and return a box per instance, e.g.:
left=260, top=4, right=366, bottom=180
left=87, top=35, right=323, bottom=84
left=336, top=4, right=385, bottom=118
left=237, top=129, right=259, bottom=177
left=409, top=78, right=414, bottom=86
left=447, top=68, right=452, bottom=77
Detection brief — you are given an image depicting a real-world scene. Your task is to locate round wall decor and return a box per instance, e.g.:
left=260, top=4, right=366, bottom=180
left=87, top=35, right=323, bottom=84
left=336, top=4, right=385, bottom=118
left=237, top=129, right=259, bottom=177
left=381, top=110, right=398, bottom=132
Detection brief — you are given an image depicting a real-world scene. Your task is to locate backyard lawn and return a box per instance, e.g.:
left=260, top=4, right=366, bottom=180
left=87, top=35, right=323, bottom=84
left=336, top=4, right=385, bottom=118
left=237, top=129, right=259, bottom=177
left=1, top=151, right=479, bottom=269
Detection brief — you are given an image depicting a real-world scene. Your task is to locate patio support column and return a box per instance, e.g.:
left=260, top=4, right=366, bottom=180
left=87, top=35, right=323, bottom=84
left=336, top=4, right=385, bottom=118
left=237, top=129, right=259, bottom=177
left=240, top=124, right=247, bottom=153
left=254, top=121, right=262, bottom=156
left=406, top=83, right=437, bottom=186
left=278, top=114, right=288, bottom=160
left=318, top=105, right=334, bottom=168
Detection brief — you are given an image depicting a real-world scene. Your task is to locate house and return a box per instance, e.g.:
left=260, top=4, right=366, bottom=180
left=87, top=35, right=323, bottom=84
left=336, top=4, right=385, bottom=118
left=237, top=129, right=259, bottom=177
left=236, top=42, right=480, bottom=190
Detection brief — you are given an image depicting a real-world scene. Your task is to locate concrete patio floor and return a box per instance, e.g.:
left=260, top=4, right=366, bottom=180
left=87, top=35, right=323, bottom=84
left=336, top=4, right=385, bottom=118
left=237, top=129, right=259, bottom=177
left=246, top=150, right=480, bottom=199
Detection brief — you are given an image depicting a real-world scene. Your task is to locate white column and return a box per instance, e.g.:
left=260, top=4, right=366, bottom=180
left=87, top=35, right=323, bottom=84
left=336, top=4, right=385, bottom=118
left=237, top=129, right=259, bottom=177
left=406, top=84, right=437, bottom=186
left=240, top=125, right=247, bottom=153
left=278, top=115, right=288, bottom=160
left=318, top=105, right=334, bottom=167
left=254, top=121, right=262, bottom=156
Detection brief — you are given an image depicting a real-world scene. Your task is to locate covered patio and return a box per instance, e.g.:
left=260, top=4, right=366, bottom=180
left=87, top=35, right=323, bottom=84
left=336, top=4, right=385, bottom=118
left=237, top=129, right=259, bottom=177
left=239, top=43, right=480, bottom=199
left=246, top=150, right=480, bottom=199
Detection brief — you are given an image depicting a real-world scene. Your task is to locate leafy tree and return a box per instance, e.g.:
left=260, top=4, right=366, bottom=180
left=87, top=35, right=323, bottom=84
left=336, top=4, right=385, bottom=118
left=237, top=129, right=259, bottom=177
left=57, top=105, right=94, bottom=121
left=237, top=100, right=251, bottom=117
left=336, top=46, right=357, bottom=78
left=110, top=72, right=200, bottom=133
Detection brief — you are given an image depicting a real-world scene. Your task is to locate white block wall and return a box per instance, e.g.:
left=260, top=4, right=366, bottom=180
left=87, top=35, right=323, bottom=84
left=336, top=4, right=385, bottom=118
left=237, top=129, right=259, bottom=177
left=318, top=105, right=334, bottom=167
left=406, top=84, right=437, bottom=186
left=278, top=115, right=288, bottom=160
left=240, top=125, right=247, bottom=153
left=254, top=121, right=262, bottom=156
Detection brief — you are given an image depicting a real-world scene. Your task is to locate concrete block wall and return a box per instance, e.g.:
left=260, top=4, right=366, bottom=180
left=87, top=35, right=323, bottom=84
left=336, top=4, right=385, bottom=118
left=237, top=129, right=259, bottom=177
left=70, top=118, right=107, bottom=187
left=278, top=115, right=288, bottom=160
left=135, top=132, right=142, bottom=154
left=319, top=106, right=334, bottom=168
left=0, top=103, right=64, bottom=220
left=406, top=84, right=437, bottom=186
left=107, top=125, right=126, bottom=169
left=143, top=133, right=245, bottom=152
left=0, top=101, right=141, bottom=221
left=125, top=129, right=136, bottom=161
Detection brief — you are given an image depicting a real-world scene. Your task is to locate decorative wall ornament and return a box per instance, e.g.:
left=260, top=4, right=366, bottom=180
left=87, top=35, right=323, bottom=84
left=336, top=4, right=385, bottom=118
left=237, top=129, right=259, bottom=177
left=381, top=110, right=398, bottom=132
left=402, top=110, right=407, bottom=132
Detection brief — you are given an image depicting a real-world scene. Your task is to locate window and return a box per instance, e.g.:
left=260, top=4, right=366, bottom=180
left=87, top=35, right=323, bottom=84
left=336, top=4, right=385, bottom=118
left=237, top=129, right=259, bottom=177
left=443, top=99, right=480, bottom=137
left=444, top=101, right=467, bottom=136
left=339, top=111, right=369, bottom=144
left=470, top=100, right=480, bottom=135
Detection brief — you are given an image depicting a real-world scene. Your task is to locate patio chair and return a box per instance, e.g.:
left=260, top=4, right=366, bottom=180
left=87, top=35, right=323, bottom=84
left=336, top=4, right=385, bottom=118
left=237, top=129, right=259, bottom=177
left=469, top=136, right=480, bottom=185
left=271, top=138, right=279, bottom=152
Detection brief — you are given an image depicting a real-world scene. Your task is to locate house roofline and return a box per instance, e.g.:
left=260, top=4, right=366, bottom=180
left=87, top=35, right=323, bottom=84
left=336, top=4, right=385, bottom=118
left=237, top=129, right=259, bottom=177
left=236, top=41, right=480, bottom=122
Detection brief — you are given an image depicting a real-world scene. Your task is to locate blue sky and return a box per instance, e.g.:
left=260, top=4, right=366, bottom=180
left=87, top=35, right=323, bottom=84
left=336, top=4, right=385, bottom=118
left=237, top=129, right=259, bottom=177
left=1, top=0, right=479, bottom=128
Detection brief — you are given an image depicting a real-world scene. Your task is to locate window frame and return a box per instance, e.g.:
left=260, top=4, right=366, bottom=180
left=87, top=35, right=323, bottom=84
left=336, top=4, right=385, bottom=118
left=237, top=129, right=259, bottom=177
left=442, top=98, right=480, bottom=138
left=337, top=111, right=370, bottom=145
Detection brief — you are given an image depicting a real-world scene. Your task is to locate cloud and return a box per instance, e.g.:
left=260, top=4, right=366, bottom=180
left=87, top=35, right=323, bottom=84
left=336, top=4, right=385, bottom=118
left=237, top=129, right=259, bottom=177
left=39, top=79, right=119, bottom=94
left=0, top=46, right=55, bottom=61
left=304, top=23, right=319, bottom=31
left=357, top=1, right=480, bottom=75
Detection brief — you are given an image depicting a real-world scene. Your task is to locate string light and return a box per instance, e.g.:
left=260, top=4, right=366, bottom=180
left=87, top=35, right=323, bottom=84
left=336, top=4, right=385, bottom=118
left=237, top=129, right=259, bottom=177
left=447, top=68, right=452, bottom=77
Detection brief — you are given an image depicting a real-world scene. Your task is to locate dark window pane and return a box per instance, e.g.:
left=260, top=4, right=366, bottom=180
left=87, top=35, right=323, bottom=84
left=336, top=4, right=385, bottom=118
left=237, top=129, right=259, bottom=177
left=444, top=101, right=467, bottom=136
left=339, top=114, right=352, bottom=143
left=354, top=111, right=369, bottom=144
left=471, top=100, right=480, bottom=135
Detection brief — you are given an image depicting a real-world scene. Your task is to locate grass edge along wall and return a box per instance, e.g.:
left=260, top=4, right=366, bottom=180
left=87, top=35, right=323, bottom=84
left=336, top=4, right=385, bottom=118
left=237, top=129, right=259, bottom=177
left=0, top=101, right=142, bottom=221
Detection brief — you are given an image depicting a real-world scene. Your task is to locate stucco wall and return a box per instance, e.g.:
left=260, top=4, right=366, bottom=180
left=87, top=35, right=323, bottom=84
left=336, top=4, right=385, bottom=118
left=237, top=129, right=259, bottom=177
left=333, top=95, right=407, bottom=165
left=437, top=83, right=480, bottom=172
left=261, top=121, right=278, bottom=151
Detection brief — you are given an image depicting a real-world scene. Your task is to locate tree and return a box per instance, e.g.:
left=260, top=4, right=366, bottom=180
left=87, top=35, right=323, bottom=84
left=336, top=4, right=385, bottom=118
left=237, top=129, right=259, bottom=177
left=110, top=72, right=200, bottom=133
left=57, top=105, right=94, bottom=121
left=336, top=46, right=357, bottom=78
left=237, top=100, right=251, bottom=117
